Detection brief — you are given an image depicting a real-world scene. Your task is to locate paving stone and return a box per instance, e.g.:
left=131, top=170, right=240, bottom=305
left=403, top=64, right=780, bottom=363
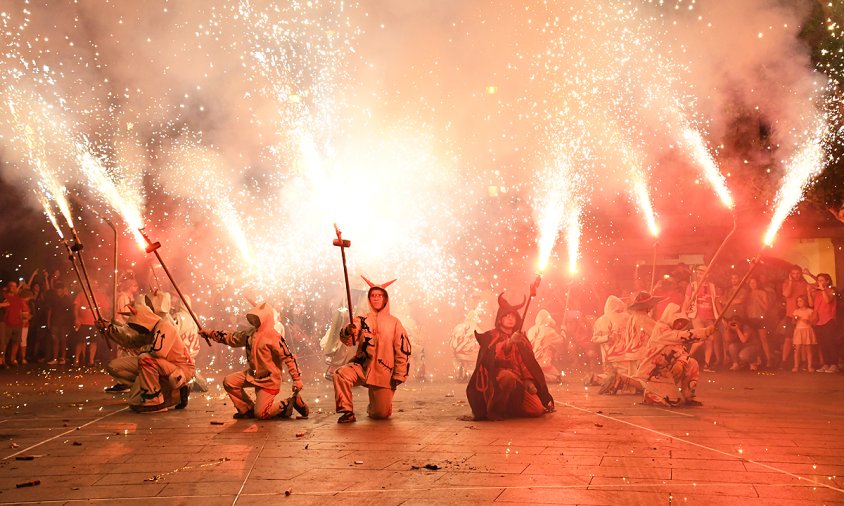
left=0, top=368, right=842, bottom=504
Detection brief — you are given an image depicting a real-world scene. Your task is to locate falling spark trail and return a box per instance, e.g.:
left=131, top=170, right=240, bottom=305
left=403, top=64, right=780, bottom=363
left=565, top=207, right=581, bottom=275
left=680, top=127, right=734, bottom=209
left=34, top=189, right=64, bottom=240
left=633, top=179, right=659, bottom=237
left=764, top=120, right=828, bottom=246
left=75, top=140, right=146, bottom=248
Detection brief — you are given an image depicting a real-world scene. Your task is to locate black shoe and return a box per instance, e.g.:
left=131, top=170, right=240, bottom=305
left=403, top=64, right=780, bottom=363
left=175, top=386, right=190, bottom=410
left=685, top=399, right=704, bottom=407
left=337, top=411, right=356, bottom=424
left=275, top=400, right=294, bottom=419
left=292, top=393, right=310, bottom=418
left=233, top=410, right=255, bottom=419
left=105, top=383, right=129, bottom=393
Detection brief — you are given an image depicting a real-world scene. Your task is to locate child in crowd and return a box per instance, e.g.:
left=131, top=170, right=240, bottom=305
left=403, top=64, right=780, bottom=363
left=792, top=295, right=817, bottom=372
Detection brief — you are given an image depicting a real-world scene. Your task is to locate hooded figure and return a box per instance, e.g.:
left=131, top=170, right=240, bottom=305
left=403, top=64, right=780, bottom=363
left=603, top=303, right=713, bottom=406
left=591, top=296, right=631, bottom=371
left=466, top=293, right=554, bottom=420
left=450, top=309, right=481, bottom=381
left=321, top=287, right=369, bottom=379
left=201, top=302, right=307, bottom=420
left=527, top=309, right=565, bottom=382
left=622, top=292, right=663, bottom=372
left=333, top=276, right=411, bottom=424
left=103, top=300, right=195, bottom=413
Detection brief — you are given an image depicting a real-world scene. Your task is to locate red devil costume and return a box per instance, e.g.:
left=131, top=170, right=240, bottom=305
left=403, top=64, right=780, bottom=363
left=466, top=293, right=554, bottom=420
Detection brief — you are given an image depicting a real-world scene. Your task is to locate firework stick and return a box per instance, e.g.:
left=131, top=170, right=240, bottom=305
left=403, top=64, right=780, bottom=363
left=714, top=249, right=765, bottom=327
left=139, top=229, right=210, bottom=346
left=691, top=213, right=737, bottom=302
left=333, top=224, right=354, bottom=328
left=517, top=274, right=542, bottom=333
left=63, top=239, right=114, bottom=350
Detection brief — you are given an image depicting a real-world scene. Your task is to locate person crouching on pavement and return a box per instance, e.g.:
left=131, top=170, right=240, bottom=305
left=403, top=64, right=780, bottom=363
left=602, top=303, right=714, bottom=407
left=200, top=302, right=308, bottom=420
left=466, top=293, right=555, bottom=420
left=333, top=277, right=412, bottom=424
left=99, top=300, right=194, bottom=413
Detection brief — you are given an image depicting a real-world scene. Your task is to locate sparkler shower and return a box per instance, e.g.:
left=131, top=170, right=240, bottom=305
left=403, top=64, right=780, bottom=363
left=1, top=0, right=842, bottom=356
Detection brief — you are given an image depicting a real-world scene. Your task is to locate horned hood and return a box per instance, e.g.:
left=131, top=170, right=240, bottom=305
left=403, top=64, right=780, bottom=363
left=495, top=292, right=525, bottom=332
left=361, top=275, right=396, bottom=314
left=246, top=302, right=276, bottom=332
left=127, top=301, right=161, bottom=334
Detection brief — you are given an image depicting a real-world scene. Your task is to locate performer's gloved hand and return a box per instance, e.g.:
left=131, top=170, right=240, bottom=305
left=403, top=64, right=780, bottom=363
left=341, top=323, right=359, bottom=338
left=525, top=381, right=538, bottom=395
left=704, top=325, right=716, bottom=337
left=390, top=378, right=403, bottom=390
left=199, top=329, right=221, bottom=343
left=292, top=378, right=304, bottom=391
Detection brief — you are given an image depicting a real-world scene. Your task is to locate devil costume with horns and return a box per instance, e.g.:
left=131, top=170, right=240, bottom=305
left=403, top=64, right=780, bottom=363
left=466, top=293, right=554, bottom=420
left=200, top=302, right=307, bottom=420
left=101, top=298, right=194, bottom=413
left=333, top=276, right=411, bottom=423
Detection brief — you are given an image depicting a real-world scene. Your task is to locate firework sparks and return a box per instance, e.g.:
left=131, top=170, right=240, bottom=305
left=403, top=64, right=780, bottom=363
left=764, top=118, right=829, bottom=246
left=75, top=139, right=146, bottom=248
left=633, top=179, right=660, bottom=238
left=680, top=127, right=734, bottom=209
left=3, top=88, right=75, bottom=228
left=34, top=189, right=64, bottom=240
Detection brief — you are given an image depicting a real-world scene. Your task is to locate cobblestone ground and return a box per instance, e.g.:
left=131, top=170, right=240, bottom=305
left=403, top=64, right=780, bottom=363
left=1, top=366, right=843, bottom=505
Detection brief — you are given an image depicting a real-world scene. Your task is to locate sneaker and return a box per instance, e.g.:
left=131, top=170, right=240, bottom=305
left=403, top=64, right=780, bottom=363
left=131, top=403, right=168, bottom=414
left=337, top=411, right=356, bottom=424
left=749, top=363, right=759, bottom=372
left=21, top=359, right=27, bottom=365
left=729, top=363, right=740, bottom=371
left=175, top=386, right=190, bottom=410
left=233, top=410, right=255, bottom=419
left=58, top=359, right=66, bottom=365
left=47, top=359, right=59, bottom=365
left=792, top=367, right=799, bottom=372
left=826, top=365, right=839, bottom=373
left=104, top=383, right=129, bottom=393
left=817, top=364, right=829, bottom=373
left=703, top=365, right=715, bottom=373
left=292, top=393, right=310, bottom=418
left=808, top=368, right=816, bottom=373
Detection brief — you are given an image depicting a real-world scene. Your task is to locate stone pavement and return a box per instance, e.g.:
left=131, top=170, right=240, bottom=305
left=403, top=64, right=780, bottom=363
left=1, top=366, right=843, bottom=505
